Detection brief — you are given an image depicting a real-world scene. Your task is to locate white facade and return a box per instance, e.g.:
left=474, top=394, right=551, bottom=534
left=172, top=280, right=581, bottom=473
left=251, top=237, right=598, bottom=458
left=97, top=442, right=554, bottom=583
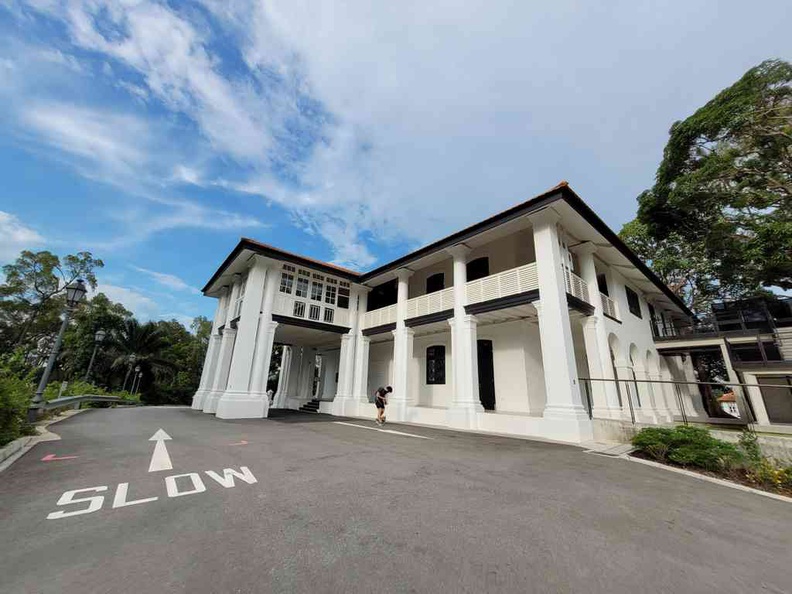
left=193, top=183, right=694, bottom=444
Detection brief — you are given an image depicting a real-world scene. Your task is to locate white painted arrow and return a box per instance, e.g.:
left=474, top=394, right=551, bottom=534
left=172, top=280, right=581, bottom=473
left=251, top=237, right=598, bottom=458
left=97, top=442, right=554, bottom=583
left=147, top=429, right=173, bottom=472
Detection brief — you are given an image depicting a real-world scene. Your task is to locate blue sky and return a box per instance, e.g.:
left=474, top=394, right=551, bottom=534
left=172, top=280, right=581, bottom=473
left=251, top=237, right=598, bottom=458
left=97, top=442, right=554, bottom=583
left=0, top=1, right=790, bottom=327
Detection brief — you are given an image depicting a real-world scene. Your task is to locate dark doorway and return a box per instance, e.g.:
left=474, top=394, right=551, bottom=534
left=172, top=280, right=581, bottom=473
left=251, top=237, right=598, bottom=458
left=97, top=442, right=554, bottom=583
left=477, top=339, right=496, bottom=410
left=467, top=257, right=490, bottom=282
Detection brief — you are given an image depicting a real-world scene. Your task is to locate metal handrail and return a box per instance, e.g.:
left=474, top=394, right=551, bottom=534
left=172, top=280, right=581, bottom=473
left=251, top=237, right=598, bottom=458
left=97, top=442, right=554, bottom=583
left=39, top=394, right=138, bottom=410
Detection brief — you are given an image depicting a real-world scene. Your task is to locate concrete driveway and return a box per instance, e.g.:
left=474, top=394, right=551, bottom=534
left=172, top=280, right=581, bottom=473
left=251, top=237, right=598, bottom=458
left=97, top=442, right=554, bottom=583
left=0, top=407, right=790, bottom=593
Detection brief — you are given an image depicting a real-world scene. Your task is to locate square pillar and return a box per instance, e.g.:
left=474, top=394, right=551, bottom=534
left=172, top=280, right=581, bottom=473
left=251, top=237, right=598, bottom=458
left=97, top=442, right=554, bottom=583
left=204, top=276, right=243, bottom=413
left=579, top=316, right=611, bottom=419
left=572, top=242, right=621, bottom=416
left=353, top=336, right=371, bottom=402
left=530, top=209, right=589, bottom=423
left=193, top=291, right=228, bottom=410
left=390, top=269, right=414, bottom=421
left=273, top=345, right=292, bottom=408
left=217, top=258, right=271, bottom=419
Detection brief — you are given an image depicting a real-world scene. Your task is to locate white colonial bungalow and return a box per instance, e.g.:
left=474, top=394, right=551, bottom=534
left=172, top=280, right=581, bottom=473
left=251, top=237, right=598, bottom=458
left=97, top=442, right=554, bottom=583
left=192, top=182, right=699, bottom=444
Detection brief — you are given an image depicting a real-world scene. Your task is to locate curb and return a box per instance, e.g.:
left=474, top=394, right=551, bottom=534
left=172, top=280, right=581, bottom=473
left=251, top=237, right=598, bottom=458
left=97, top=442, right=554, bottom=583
left=623, top=454, right=792, bottom=504
left=0, top=409, right=85, bottom=474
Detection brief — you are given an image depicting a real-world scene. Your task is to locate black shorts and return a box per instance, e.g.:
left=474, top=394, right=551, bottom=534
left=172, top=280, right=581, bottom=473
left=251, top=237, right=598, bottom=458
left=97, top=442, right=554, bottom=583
left=375, top=400, right=385, bottom=409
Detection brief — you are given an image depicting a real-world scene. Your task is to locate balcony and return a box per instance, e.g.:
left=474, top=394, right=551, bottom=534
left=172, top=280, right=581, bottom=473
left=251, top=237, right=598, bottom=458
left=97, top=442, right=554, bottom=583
left=601, top=293, right=619, bottom=320
left=465, top=262, right=539, bottom=306
left=563, top=269, right=590, bottom=305
left=405, top=287, right=454, bottom=319
left=273, top=293, right=351, bottom=328
left=362, top=303, right=397, bottom=330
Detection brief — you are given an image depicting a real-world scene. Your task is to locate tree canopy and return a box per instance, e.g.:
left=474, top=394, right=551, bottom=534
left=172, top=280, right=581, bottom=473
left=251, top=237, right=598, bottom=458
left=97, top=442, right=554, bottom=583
left=621, top=59, right=792, bottom=312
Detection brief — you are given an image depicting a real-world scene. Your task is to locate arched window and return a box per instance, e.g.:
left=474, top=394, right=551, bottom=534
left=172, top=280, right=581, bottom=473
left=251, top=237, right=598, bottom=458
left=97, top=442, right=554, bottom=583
left=426, top=345, right=446, bottom=385
left=466, top=257, right=489, bottom=282
left=426, top=272, right=445, bottom=294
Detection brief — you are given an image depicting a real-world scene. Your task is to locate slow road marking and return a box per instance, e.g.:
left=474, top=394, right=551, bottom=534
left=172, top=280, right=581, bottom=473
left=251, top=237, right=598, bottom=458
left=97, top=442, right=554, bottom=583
left=41, top=454, right=79, bottom=462
left=148, top=429, right=173, bottom=472
left=333, top=421, right=433, bottom=439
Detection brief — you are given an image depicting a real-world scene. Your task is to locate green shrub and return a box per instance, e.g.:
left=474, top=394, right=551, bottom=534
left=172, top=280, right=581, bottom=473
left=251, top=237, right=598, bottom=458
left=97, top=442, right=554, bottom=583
left=632, top=425, right=744, bottom=471
left=746, top=459, right=792, bottom=490
left=738, top=428, right=763, bottom=465
left=0, top=376, right=34, bottom=446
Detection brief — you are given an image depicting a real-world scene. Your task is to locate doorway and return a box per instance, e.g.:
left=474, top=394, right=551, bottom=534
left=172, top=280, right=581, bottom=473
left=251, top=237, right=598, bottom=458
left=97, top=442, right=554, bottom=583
left=477, top=339, right=496, bottom=410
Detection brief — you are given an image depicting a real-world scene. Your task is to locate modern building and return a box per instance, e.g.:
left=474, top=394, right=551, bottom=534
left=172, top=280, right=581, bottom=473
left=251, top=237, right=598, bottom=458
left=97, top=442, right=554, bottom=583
left=192, top=182, right=710, bottom=444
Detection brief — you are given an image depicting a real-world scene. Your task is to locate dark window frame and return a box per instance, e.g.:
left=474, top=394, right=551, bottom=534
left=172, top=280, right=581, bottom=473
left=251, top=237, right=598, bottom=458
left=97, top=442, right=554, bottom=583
left=426, top=345, right=446, bottom=385
left=426, top=272, right=445, bottom=294
left=625, top=286, right=642, bottom=319
left=466, top=257, right=490, bottom=282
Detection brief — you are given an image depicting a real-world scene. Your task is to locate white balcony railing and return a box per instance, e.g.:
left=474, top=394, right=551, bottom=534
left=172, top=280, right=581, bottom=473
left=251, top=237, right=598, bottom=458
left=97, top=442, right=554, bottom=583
left=405, top=287, right=454, bottom=319
left=273, top=294, right=351, bottom=327
left=564, top=269, right=591, bottom=304
left=361, top=303, right=397, bottom=330
left=465, top=262, right=539, bottom=306
left=601, top=293, right=619, bottom=320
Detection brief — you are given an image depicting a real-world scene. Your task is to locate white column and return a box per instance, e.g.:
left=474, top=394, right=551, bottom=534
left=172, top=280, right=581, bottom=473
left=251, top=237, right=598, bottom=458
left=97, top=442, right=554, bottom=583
left=446, top=243, right=482, bottom=428
left=248, top=270, right=281, bottom=395
left=204, top=276, right=243, bottom=413
left=390, top=269, right=414, bottom=421
left=332, top=286, right=362, bottom=416
left=530, top=210, right=589, bottom=426
left=352, top=290, right=371, bottom=405
left=273, top=346, right=292, bottom=408
left=579, top=316, right=609, bottom=419
left=572, top=243, right=621, bottom=416
left=192, top=291, right=227, bottom=410
left=719, top=340, right=751, bottom=422
left=297, top=347, right=317, bottom=401
left=216, top=258, right=270, bottom=419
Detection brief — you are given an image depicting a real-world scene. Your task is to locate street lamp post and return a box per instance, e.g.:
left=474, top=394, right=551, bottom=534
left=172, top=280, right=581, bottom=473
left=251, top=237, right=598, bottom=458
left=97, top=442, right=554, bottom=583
left=83, top=329, right=107, bottom=383
left=131, top=365, right=142, bottom=394
left=30, top=279, right=88, bottom=419
left=122, top=355, right=137, bottom=392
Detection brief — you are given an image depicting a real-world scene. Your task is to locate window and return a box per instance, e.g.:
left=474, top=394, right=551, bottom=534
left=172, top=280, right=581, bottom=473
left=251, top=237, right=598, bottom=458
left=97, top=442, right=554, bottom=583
left=293, top=301, right=305, bottom=318
left=466, top=257, right=489, bottom=282
left=625, top=286, right=642, bottom=318
left=311, top=281, right=324, bottom=301
left=325, top=284, right=337, bottom=304
left=426, top=272, right=445, bottom=294
left=309, top=304, right=321, bottom=321
left=597, top=273, right=609, bottom=296
left=323, top=308, right=335, bottom=324
left=280, top=272, right=294, bottom=294
left=426, top=345, right=446, bottom=385
left=337, top=286, right=350, bottom=309
left=233, top=277, right=246, bottom=318
left=295, top=277, right=309, bottom=298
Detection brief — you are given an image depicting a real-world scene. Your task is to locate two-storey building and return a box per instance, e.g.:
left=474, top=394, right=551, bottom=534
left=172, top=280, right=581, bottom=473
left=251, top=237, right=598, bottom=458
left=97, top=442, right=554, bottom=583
left=192, top=182, right=695, bottom=444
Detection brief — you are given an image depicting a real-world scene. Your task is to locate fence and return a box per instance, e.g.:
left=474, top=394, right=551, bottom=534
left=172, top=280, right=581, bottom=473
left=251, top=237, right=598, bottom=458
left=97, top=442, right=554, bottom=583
left=578, top=376, right=792, bottom=428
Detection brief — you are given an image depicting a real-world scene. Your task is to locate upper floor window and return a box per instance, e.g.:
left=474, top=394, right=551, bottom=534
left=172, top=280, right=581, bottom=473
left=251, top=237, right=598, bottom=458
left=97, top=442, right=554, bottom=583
left=426, top=272, right=445, bottom=294
left=234, top=277, right=247, bottom=318
left=311, top=281, right=324, bottom=301
left=597, top=273, right=609, bottom=296
left=325, top=284, right=337, bottom=305
left=625, top=286, right=642, bottom=319
left=279, top=272, right=294, bottom=294
left=337, top=286, right=350, bottom=309
left=295, top=277, right=309, bottom=298
left=466, top=257, right=490, bottom=282
left=426, top=345, right=446, bottom=384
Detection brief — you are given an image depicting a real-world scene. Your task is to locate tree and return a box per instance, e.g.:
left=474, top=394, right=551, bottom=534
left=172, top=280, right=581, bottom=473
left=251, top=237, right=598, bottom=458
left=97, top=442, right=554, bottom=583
left=0, top=250, right=104, bottom=353
left=109, top=319, right=173, bottom=401
left=623, top=59, right=792, bottom=309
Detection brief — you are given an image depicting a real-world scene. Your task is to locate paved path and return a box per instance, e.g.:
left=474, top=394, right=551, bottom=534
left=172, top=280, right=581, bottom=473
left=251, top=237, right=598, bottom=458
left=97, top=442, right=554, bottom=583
left=1, top=407, right=790, bottom=593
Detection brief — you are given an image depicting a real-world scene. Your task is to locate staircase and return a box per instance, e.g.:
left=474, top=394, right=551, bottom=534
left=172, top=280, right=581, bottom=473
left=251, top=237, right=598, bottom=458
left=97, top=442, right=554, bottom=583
left=775, top=327, right=792, bottom=361
left=299, top=399, right=321, bottom=413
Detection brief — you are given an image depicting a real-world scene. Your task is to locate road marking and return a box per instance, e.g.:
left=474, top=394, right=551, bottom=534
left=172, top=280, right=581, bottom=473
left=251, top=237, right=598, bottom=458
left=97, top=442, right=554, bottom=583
left=41, top=454, right=79, bottom=462
left=333, top=421, right=433, bottom=439
left=148, top=429, right=173, bottom=472
left=228, top=440, right=248, bottom=446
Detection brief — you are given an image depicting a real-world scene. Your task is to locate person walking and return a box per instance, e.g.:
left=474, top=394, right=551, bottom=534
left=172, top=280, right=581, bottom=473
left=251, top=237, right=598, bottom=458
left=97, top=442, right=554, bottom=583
left=374, top=386, right=392, bottom=425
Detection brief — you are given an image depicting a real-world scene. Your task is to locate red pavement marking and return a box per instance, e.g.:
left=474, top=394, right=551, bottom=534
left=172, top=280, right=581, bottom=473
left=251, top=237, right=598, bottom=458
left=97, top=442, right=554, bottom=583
left=41, top=454, right=79, bottom=462
left=228, top=440, right=248, bottom=446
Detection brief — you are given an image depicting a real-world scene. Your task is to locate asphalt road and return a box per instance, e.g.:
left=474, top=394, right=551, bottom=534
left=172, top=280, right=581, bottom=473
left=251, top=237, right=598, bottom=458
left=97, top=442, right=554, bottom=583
left=1, top=407, right=790, bottom=594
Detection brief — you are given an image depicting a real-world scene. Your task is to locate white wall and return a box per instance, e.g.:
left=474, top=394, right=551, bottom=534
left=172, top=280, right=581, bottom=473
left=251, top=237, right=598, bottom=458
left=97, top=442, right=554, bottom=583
left=367, top=340, right=394, bottom=400
left=408, top=259, right=453, bottom=299
left=411, top=332, right=454, bottom=407
left=479, top=319, right=545, bottom=414
left=319, top=349, right=340, bottom=400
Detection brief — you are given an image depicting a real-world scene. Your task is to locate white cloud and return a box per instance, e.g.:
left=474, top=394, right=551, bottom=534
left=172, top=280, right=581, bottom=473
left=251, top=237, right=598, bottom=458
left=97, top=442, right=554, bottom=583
left=92, top=283, right=159, bottom=320
left=0, top=211, right=45, bottom=262
left=9, top=0, right=792, bottom=269
left=132, top=266, right=201, bottom=295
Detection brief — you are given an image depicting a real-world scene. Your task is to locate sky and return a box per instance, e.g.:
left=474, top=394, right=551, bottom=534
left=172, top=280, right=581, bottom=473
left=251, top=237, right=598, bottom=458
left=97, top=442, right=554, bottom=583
left=0, top=1, right=790, bottom=327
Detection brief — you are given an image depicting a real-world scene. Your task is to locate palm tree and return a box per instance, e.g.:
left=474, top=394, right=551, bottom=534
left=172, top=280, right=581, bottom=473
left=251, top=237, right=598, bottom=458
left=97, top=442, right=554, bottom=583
left=109, top=319, right=173, bottom=394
